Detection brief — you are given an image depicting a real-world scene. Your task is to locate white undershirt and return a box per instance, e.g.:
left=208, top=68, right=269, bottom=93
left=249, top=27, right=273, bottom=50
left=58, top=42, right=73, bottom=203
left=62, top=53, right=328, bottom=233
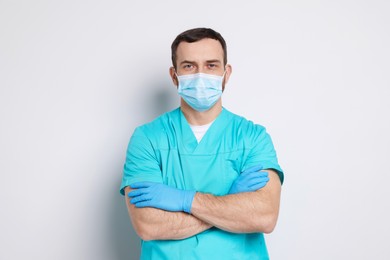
left=189, top=121, right=214, bottom=143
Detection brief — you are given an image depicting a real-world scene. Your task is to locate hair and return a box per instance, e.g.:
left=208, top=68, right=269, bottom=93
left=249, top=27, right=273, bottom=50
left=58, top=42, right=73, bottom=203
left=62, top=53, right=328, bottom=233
left=171, top=28, right=227, bottom=69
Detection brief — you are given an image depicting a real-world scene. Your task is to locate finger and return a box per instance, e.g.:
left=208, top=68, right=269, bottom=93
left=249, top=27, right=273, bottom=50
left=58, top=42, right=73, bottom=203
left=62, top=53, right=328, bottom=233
left=247, top=176, right=269, bottom=187
left=250, top=181, right=269, bottom=191
left=246, top=175, right=269, bottom=186
left=245, top=171, right=268, bottom=181
left=239, top=170, right=257, bottom=178
left=129, top=182, right=154, bottom=189
left=242, top=164, right=263, bottom=174
left=240, top=169, right=264, bottom=178
left=134, top=200, right=154, bottom=208
left=240, top=170, right=267, bottom=182
left=128, top=189, right=146, bottom=198
left=259, top=170, right=269, bottom=177
left=253, top=171, right=268, bottom=178
left=236, top=172, right=252, bottom=182
left=130, top=194, right=152, bottom=204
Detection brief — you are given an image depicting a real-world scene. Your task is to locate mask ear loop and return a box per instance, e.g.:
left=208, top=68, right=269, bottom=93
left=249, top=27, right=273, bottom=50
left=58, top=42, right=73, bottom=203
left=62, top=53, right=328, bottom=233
left=173, top=68, right=180, bottom=87
left=221, top=65, right=228, bottom=78
left=221, top=66, right=228, bottom=91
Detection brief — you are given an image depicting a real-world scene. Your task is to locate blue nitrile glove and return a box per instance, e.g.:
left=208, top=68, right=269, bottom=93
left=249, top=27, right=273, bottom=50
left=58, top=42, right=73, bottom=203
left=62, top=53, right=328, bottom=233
left=228, top=165, right=269, bottom=194
left=128, top=182, right=196, bottom=213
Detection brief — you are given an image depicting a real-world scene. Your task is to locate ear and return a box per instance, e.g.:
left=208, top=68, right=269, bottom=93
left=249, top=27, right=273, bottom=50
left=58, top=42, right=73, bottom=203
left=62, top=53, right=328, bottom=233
left=222, top=64, right=232, bottom=91
left=169, top=67, right=178, bottom=87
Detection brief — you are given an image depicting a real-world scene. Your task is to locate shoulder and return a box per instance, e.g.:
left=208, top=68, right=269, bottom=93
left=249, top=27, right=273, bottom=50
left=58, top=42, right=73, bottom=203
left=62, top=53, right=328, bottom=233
left=224, top=108, right=267, bottom=139
left=132, top=108, right=180, bottom=141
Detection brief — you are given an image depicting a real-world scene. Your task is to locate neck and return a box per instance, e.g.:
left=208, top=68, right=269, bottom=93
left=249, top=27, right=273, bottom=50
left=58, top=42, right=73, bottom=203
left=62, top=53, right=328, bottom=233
left=180, top=99, right=222, bottom=126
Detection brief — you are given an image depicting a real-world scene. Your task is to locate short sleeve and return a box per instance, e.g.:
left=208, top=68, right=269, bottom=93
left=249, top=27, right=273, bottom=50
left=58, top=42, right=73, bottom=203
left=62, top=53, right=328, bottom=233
left=119, top=127, right=163, bottom=195
left=244, top=126, right=284, bottom=184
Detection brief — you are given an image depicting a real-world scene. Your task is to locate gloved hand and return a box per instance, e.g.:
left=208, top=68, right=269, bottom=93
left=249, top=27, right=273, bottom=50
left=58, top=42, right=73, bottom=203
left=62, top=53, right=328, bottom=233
left=128, top=182, right=196, bottom=213
left=228, top=165, right=269, bottom=194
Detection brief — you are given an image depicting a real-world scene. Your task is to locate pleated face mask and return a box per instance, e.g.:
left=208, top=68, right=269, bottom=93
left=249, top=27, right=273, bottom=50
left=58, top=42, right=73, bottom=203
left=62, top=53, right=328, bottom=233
left=176, top=72, right=225, bottom=112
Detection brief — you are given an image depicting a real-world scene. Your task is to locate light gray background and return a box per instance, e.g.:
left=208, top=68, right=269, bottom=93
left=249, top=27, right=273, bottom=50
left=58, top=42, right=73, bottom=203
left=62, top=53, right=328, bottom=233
left=1, top=0, right=389, bottom=259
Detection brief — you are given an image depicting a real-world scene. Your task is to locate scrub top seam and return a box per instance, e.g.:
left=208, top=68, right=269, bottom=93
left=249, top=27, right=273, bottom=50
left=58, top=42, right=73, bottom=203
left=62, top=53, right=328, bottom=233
left=154, top=147, right=253, bottom=156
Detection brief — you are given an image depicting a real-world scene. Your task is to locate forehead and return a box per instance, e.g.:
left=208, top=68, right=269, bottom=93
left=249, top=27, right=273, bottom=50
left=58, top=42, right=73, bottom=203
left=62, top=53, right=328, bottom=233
left=176, top=38, right=224, bottom=63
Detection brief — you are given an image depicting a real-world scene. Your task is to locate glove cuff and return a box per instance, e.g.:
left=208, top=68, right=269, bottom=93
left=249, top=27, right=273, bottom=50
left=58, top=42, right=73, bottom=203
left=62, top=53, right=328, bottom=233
left=183, top=190, right=196, bottom=214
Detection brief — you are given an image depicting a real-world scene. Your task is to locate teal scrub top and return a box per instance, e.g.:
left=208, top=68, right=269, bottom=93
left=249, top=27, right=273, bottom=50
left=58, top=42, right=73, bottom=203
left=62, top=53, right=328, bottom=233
left=120, top=107, right=284, bottom=260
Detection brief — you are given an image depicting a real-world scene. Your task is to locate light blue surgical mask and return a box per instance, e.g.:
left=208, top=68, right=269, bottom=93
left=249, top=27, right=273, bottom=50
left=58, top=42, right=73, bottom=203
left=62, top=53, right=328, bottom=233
left=176, top=72, right=225, bottom=112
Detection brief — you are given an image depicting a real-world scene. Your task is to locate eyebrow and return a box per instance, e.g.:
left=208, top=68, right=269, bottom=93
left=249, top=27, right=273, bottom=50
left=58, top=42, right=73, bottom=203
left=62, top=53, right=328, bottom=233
left=179, top=60, right=196, bottom=65
left=179, top=59, right=222, bottom=65
left=206, top=59, right=222, bottom=64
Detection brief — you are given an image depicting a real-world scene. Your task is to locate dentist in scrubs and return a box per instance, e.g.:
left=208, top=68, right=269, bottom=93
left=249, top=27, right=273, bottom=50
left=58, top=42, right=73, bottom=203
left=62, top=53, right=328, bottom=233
left=120, top=28, right=284, bottom=260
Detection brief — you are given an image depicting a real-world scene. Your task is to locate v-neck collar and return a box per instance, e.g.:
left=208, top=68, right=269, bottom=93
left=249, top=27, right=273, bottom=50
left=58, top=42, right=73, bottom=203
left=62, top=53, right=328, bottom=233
left=177, top=107, right=232, bottom=154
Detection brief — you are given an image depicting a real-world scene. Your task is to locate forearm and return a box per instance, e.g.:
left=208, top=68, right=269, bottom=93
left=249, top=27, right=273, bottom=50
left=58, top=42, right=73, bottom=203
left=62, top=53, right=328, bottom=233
left=125, top=187, right=211, bottom=240
left=191, top=170, right=281, bottom=234
left=191, top=192, right=276, bottom=233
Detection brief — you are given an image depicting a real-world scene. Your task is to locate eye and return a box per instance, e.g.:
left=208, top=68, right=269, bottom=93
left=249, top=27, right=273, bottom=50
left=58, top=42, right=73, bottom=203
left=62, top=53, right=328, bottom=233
left=183, top=64, right=194, bottom=70
left=207, top=63, right=218, bottom=69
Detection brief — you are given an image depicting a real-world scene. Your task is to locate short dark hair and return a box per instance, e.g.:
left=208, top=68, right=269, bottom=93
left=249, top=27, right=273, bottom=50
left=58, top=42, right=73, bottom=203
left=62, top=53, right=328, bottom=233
left=171, top=28, right=227, bottom=69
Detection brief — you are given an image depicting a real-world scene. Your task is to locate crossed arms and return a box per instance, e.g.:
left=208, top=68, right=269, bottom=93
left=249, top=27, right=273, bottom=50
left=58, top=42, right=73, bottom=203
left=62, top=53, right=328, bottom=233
left=124, top=169, right=281, bottom=241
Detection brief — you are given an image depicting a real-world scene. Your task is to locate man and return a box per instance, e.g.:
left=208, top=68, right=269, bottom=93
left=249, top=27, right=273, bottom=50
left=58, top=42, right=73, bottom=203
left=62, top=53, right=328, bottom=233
left=120, top=28, right=284, bottom=259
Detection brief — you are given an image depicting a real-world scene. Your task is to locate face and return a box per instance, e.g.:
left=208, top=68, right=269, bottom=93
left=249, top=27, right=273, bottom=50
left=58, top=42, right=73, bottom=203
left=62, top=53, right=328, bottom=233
left=170, top=38, right=232, bottom=88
